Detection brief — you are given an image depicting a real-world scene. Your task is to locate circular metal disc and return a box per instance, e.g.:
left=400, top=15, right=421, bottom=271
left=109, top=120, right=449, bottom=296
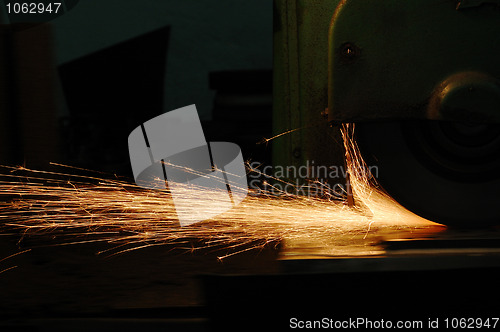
left=356, top=120, right=500, bottom=227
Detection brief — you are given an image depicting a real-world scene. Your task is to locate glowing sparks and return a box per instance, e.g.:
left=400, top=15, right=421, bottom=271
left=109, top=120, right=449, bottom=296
left=341, top=124, right=431, bottom=226
left=0, top=125, right=441, bottom=258
left=258, top=127, right=303, bottom=145
left=0, top=249, right=31, bottom=274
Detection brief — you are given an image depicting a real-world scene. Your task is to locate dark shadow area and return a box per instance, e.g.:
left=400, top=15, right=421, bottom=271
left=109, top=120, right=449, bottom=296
left=58, top=26, right=170, bottom=176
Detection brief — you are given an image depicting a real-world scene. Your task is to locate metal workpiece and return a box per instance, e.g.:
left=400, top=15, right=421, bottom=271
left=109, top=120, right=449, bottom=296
left=328, top=0, right=500, bottom=124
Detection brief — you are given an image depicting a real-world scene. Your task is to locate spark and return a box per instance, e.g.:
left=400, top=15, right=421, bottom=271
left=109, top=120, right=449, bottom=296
left=0, top=266, right=17, bottom=275
left=0, top=249, right=32, bottom=263
left=258, top=127, right=303, bottom=145
left=0, top=124, right=441, bottom=259
left=0, top=249, right=31, bottom=275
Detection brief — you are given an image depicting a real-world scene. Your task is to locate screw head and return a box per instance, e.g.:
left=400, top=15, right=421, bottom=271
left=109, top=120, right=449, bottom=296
left=339, top=42, right=360, bottom=63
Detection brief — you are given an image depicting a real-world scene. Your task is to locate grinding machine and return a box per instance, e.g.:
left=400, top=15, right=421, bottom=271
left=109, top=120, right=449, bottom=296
left=274, top=0, right=500, bottom=227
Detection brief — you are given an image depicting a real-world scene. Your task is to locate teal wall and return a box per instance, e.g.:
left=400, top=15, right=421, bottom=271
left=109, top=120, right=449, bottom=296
left=51, top=0, right=273, bottom=119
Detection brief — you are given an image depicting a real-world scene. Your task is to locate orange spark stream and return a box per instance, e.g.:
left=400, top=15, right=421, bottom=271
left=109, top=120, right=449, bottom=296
left=0, top=125, right=440, bottom=258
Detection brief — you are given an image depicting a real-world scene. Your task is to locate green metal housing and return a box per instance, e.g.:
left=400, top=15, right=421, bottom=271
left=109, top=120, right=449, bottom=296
left=328, top=0, right=500, bottom=123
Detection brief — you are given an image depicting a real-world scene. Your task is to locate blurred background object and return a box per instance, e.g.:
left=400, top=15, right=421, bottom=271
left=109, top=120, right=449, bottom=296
left=58, top=26, right=171, bottom=174
left=0, top=0, right=273, bottom=176
left=0, top=24, right=60, bottom=169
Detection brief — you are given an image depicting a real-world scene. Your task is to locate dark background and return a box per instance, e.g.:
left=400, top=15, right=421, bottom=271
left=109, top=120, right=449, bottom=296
left=51, top=0, right=272, bottom=120
left=0, top=0, right=273, bottom=176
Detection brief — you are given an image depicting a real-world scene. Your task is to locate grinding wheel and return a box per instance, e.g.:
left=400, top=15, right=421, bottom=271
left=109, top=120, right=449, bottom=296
left=355, top=120, right=500, bottom=227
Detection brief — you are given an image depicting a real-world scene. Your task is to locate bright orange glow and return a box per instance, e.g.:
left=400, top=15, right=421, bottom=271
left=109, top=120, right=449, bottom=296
left=0, top=125, right=443, bottom=259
